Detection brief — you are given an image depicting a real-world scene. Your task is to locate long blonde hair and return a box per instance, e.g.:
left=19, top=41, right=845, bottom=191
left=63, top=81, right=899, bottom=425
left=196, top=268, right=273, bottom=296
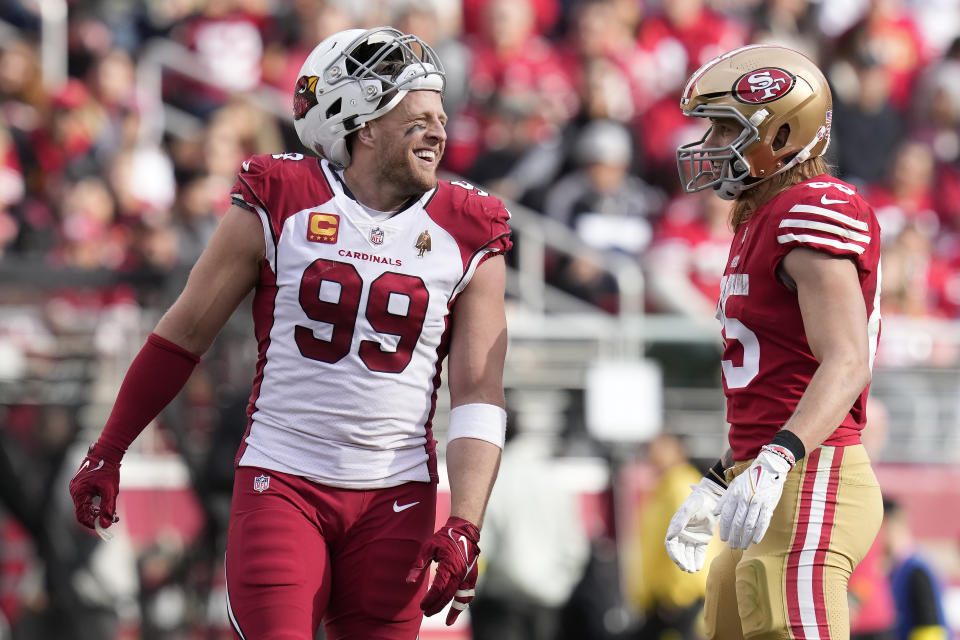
left=730, top=157, right=830, bottom=228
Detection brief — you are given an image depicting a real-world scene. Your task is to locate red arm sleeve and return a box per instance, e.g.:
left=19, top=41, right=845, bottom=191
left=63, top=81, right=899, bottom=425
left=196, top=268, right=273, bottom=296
left=95, top=333, right=200, bottom=463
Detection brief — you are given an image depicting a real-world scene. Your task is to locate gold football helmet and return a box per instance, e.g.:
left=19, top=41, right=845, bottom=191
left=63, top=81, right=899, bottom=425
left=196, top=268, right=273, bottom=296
left=676, top=44, right=832, bottom=200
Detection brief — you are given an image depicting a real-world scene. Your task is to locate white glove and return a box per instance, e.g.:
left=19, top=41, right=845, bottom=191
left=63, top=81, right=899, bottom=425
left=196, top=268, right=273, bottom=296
left=714, top=448, right=793, bottom=549
left=665, top=477, right=725, bottom=572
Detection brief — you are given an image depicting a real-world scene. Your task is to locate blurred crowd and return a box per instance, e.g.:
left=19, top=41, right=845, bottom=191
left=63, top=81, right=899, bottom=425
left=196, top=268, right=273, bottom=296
left=2, top=0, right=960, bottom=638
left=3, top=0, right=960, bottom=322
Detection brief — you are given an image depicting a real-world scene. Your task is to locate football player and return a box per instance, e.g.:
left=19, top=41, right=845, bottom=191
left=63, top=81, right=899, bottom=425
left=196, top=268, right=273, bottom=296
left=69, top=27, right=512, bottom=639
left=664, top=44, right=883, bottom=639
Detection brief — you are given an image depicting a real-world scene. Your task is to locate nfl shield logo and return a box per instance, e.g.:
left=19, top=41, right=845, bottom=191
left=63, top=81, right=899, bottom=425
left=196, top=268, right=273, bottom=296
left=253, top=475, right=270, bottom=493
left=370, top=227, right=385, bottom=245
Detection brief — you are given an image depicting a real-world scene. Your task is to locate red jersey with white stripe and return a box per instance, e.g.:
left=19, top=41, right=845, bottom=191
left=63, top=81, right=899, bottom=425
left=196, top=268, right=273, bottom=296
left=229, top=154, right=511, bottom=489
left=718, top=176, right=881, bottom=460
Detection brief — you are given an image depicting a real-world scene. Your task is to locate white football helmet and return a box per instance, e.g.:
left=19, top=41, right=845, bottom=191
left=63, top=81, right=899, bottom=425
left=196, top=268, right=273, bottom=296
left=293, top=26, right=445, bottom=168
left=676, top=45, right=832, bottom=200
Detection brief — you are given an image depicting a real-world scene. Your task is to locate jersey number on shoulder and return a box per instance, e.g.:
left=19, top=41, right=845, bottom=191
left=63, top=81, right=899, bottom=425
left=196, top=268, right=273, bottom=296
left=449, top=180, right=489, bottom=197
left=295, top=259, right=429, bottom=373
left=806, top=181, right=855, bottom=195
left=718, top=274, right=759, bottom=389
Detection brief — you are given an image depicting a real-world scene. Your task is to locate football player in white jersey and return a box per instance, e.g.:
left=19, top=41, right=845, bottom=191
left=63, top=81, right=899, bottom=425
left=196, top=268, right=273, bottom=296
left=70, top=27, right=512, bottom=640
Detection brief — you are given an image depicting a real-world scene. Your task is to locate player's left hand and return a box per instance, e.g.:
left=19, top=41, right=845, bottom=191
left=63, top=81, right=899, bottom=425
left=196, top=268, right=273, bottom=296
left=714, top=447, right=793, bottom=549
left=406, top=516, right=480, bottom=625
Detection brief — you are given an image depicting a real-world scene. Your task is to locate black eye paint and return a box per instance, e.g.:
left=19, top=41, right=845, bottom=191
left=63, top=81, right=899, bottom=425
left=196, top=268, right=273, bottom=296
left=405, top=124, right=426, bottom=136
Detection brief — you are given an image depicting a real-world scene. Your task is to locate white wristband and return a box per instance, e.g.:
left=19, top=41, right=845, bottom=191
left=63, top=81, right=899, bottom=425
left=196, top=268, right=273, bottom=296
left=447, top=403, right=507, bottom=449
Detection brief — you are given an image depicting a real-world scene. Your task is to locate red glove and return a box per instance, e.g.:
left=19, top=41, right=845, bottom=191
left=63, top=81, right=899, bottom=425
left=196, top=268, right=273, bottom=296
left=68, top=443, right=122, bottom=534
left=406, top=516, right=480, bottom=625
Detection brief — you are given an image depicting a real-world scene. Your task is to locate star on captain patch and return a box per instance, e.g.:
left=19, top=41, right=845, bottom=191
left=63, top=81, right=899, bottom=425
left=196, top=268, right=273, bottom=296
left=415, top=229, right=432, bottom=257
left=370, top=226, right=385, bottom=245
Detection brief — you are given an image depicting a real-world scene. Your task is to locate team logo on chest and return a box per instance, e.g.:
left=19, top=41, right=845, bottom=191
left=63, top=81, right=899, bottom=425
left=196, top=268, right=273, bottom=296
left=370, top=226, right=385, bottom=245
left=415, top=229, right=432, bottom=257
left=253, top=474, right=270, bottom=493
left=307, top=212, right=339, bottom=244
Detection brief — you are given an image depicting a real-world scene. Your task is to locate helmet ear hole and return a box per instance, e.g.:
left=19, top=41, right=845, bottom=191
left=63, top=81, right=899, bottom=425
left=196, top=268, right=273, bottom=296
left=772, top=124, right=790, bottom=151
left=326, top=98, right=342, bottom=119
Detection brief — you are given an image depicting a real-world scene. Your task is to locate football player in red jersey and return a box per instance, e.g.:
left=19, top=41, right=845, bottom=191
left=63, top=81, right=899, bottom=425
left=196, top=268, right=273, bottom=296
left=69, top=27, right=512, bottom=639
left=664, top=45, right=884, bottom=639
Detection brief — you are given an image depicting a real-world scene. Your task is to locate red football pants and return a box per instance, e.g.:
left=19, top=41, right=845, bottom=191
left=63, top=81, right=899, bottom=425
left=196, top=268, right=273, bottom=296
left=225, top=466, right=437, bottom=640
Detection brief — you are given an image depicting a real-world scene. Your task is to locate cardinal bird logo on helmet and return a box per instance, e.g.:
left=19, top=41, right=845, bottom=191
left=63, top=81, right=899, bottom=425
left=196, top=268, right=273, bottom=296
left=294, top=75, right=319, bottom=120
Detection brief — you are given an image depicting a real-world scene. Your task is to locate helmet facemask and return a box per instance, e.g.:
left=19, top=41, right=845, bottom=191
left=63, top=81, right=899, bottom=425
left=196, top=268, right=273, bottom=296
left=677, top=105, right=758, bottom=201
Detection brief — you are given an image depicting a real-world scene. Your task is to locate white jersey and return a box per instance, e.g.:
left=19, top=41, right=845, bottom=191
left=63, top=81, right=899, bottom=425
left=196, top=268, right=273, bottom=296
left=229, top=154, right=511, bottom=488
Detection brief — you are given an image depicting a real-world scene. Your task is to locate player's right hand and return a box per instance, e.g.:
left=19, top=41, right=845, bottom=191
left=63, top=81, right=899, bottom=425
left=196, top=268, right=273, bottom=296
left=68, top=443, right=121, bottom=534
left=665, top=476, right=725, bottom=573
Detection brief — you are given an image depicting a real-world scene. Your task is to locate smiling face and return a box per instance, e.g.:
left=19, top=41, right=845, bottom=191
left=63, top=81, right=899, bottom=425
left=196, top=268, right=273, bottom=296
left=367, top=90, right=447, bottom=197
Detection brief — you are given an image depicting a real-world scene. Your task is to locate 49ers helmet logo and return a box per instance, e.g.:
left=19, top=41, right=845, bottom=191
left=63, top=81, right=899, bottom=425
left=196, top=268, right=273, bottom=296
left=294, top=75, right=319, bottom=120
left=732, top=68, right=794, bottom=104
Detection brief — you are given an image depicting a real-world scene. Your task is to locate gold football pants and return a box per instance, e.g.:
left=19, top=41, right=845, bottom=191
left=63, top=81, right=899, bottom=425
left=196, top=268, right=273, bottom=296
left=704, top=445, right=882, bottom=640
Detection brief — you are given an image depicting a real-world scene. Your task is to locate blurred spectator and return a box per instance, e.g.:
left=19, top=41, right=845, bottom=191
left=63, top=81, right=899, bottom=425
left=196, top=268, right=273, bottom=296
left=166, top=0, right=270, bottom=117
left=106, top=145, right=176, bottom=227
left=171, top=174, right=222, bottom=267
left=461, top=0, right=560, bottom=37
left=205, top=98, right=284, bottom=172
left=53, top=177, right=129, bottom=271
left=260, top=1, right=354, bottom=94
left=911, top=42, right=960, bottom=166
left=573, top=55, right=636, bottom=128
left=464, top=92, right=565, bottom=205
left=910, top=39, right=960, bottom=231
left=749, top=0, right=821, bottom=60
left=634, top=0, right=746, bottom=93
left=0, top=125, right=24, bottom=257
left=86, top=49, right=139, bottom=159
left=30, top=79, right=107, bottom=185
left=0, top=38, right=46, bottom=134
left=880, top=223, right=959, bottom=319
left=830, top=0, right=932, bottom=113
left=560, top=0, right=643, bottom=116
left=645, top=191, right=732, bottom=319
left=830, top=54, right=904, bottom=186
left=623, top=434, right=716, bottom=640
left=447, top=0, right=575, bottom=174
left=851, top=535, right=897, bottom=640
left=544, top=119, right=663, bottom=256
left=471, top=416, right=590, bottom=640
left=540, top=119, right=663, bottom=313
left=883, top=498, right=950, bottom=640
left=865, top=140, right=940, bottom=241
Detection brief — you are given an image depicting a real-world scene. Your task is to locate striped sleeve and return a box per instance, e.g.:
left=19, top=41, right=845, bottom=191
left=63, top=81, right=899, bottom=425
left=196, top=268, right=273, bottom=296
left=776, top=202, right=872, bottom=257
